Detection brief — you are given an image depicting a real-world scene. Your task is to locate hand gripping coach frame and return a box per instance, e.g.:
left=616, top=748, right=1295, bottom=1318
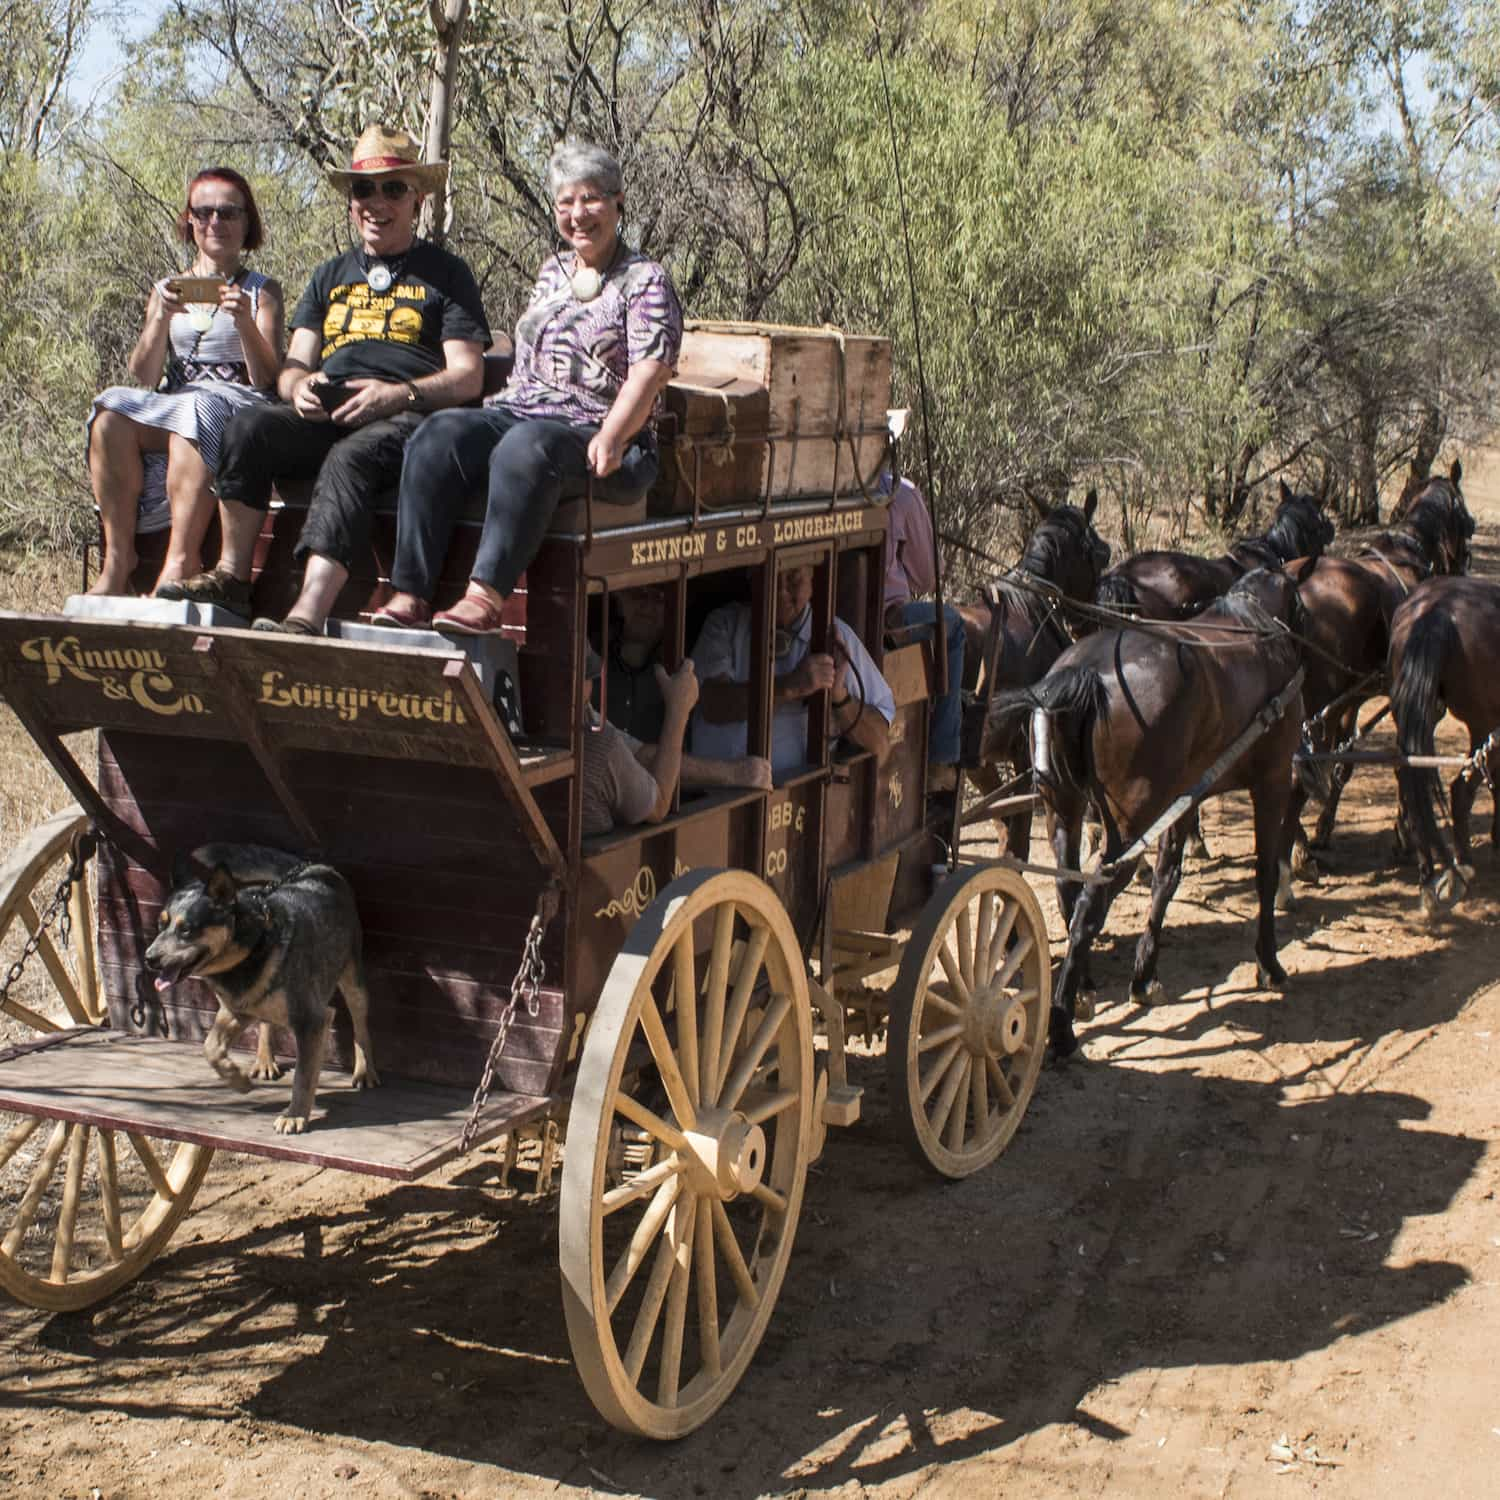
left=0, top=322, right=1052, bottom=1439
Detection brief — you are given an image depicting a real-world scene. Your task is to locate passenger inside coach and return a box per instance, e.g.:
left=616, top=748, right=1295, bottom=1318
left=603, top=583, right=668, bottom=744
left=582, top=611, right=772, bottom=837
left=690, top=562, right=894, bottom=778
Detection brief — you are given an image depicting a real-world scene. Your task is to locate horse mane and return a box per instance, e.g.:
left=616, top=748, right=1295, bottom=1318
left=1257, top=493, right=1329, bottom=562
left=1215, top=568, right=1306, bottom=668
left=1017, top=508, right=1087, bottom=580
left=1369, top=479, right=1473, bottom=570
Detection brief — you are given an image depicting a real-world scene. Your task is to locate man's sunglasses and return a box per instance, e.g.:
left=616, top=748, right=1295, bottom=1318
left=350, top=179, right=416, bottom=201
left=187, top=204, right=245, bottom=223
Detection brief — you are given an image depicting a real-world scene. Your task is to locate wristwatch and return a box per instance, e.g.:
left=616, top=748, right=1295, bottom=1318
left=403, top=379, right=422, bottom=409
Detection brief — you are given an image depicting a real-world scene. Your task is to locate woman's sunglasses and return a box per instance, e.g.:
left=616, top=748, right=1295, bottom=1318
left=187, top=204, right=245, bottom=223
left=350, top=179, right=416, bottom=201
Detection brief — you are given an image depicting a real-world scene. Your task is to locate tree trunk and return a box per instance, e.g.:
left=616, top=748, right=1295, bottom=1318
left=420, top=0, right=470, bottom=246
left=1351, top=402, right=1380, bottom=527
left=1392, top=404, right=1445, bottom=521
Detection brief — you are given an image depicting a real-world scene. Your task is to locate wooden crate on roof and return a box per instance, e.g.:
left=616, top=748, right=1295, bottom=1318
left=653, top=321, right=892, bottom=513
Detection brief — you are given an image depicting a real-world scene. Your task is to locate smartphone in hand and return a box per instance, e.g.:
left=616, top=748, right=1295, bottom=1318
left=315, top=381, right=354, bottom=414
left=166, top=275, right=227, bottom=302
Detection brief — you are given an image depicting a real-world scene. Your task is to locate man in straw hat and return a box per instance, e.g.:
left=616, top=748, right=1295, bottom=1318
left=161, top=125, right=490, bottom=629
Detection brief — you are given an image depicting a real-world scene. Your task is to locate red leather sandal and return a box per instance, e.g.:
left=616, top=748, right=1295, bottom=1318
left=432, top=593, right=507, bottom=635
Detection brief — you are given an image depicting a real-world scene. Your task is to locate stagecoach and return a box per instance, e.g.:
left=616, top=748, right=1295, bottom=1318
left=0, top=321, right=1052, bottom=1437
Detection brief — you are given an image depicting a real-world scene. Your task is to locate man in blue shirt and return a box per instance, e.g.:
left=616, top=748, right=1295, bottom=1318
left=690, top=563, right=894, bottom=777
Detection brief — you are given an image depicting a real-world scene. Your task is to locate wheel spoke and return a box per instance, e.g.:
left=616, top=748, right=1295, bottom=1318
left=623, top=1215, right=679, bottom=1384
left=671, top=932, right=699, bottom=1111
left=0, top=1113, right=41, bottom=1170
left=933, top=1054, right=969, bottom=1145
left=983, top=898, right=1020, bottom=984
left=711, top=1197, right=758, bottom=1309
left=637, top=994, right=697, bottom=1130
left=657, top=1193, right=698, bottom=1407
left=614, top=1092, right=689, bottom=1154
left=68, top=868, right=103, bottom=1023
left=94, top=1130, right=124, bottom=1262
left=920, top=982, right=962, bottom=1017
left=973, top=892, right=995, bottom=988
left=606, top=1173, right=681, bottom=1312
left=749, top=1181, right=788, bottom=1216
left=720, top=991, right=791, bottom=1111
left=995, top=932, right=1035, bottom=991
left=602, top=1156, right=679, bottom=1217
left=694, top=1193, right=721, bottom=1379
left=986, top=1053, right=1017, bottom=1109
left=936, top=942, right=972, bottom=1007
left=51, top=1124, right=90, bottom=1283
left=700, top=903, right=736, bottom=1102
left=18, top=896, right=90, bottom=1026
left=3, top=1118, right=68, bottom=1257
left=955, top=905, right=974, bottom=989
left=917, top=1021, right=964, bottom=1053
left=1, top=995, right=61, bottom=1034
left=711, top=923, right=770, bottom=1103
left=126, top=1132, right=174, bottom=1202
left=972, top=1054, right=990, bottom=1131
left=740, top=1088, right=798, bottom=1125
left=918, top=1037, right=963, bottom=1106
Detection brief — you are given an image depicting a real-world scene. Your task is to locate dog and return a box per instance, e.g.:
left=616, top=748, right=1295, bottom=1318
left=144, top=844, right=379, bottom=1134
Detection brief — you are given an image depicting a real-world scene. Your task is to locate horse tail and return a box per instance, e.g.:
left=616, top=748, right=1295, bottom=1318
left=1391, top=608, right=1457, bottom=879
left=1094, top=572, right=1139, bottom=616
left=985, top=666, right=1107, bottom=800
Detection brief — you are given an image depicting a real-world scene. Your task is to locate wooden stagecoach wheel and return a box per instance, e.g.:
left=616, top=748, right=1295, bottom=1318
left=0, top=806, right=213, bottom=1311
left=887, top=862, right=1050, bottom=1179
left=560, top=868, right=813, bottom=1439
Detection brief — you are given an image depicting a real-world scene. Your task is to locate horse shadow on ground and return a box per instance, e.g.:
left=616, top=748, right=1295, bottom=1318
left=1, top=987, right=1485, bottom=1497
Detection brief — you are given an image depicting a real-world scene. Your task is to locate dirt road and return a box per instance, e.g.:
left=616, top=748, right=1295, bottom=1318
left=2, top=481, right=1499, bottom=1500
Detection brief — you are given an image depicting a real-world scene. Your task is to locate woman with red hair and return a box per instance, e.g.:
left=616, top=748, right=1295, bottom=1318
left=86, top=167, right=283, bottom=595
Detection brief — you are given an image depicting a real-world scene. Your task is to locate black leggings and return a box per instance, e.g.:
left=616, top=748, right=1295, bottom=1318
left=389, top=405, right=656, bottom=599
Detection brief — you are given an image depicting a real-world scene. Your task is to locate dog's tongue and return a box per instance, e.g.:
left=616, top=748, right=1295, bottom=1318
left=154, top=975, right=175, bottom=992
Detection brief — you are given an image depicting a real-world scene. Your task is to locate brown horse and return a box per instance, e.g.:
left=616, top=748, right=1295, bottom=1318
left=983, top=568, right=1309, bottom=1056
left=954, top=490, right=1112, bottom=855
left=1389, top=572, right=1500, bottom=916
left=1289, top=463, right=1474, bottom=863
left=1095, top=481, right=1333, bottom=620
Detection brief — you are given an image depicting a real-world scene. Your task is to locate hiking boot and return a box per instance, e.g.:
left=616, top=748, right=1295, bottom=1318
left=251, top=615, right=319, bottom=635
left=154, top=568, right=252, bottom=614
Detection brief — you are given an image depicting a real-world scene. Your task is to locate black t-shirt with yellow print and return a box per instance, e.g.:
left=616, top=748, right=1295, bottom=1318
left=289, top=240, right=491, bottom=383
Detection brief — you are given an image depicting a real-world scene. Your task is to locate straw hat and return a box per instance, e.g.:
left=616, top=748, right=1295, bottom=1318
left=327, top=125, right=448, bottom=193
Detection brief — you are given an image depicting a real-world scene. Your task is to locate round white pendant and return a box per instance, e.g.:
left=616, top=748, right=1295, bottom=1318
left=187, top=306, right=215, bottom=332
left=572, top=267, right=603, bottom=302
left=366, top=262, right=394, bottom=293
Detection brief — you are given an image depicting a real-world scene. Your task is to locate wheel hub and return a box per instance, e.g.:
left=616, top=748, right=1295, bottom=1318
left=963, top=982, right=1030, bottom=1057
left=682, top=1107, right=767, bottom=1200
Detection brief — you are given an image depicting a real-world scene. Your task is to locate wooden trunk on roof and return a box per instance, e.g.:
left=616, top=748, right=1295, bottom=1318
left=653, top=321, right=893, bottom=514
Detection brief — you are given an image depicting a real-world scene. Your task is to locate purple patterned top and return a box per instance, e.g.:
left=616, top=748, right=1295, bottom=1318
left=490, top=247, right=683, bottom=433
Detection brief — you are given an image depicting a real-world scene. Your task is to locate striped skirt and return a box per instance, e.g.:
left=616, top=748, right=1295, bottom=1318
left=87, top=379, right=271, bottom=534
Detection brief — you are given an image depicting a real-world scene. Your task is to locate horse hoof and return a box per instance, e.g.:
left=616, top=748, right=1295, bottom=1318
left=1074, top=991, right=1097, bottom=1022
left=1129, top=979, right=1165, bottom=1008
left=1256, top=961, right=1287, bottom=990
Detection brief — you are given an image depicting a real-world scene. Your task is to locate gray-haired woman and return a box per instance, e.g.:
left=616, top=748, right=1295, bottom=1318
left=372, top=140, right=684, bottom=634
